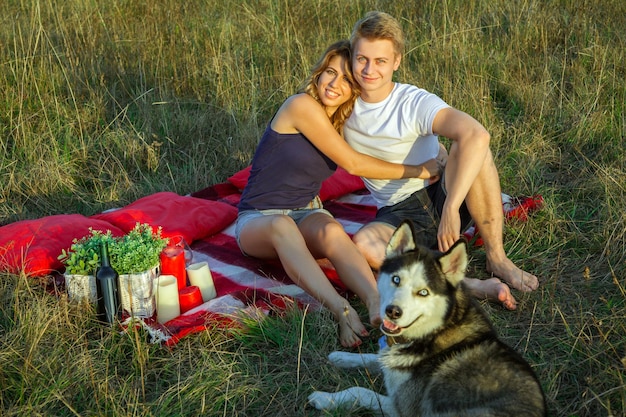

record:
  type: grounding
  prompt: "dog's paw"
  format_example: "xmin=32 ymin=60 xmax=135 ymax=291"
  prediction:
xmin=308 ymin=391 xmax=339 ymax=410
xmin=328 ymin=351 xmax=378 ymax=369
xmin=328 ymin=351 xmax=361 ymax=367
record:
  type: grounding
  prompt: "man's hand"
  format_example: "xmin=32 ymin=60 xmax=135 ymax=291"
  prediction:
xmin=437 ymin=209 xmax=461 ymax=252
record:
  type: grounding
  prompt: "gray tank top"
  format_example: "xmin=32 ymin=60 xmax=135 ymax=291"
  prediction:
xmin=238 ymin=125 xmax=337 ymax=211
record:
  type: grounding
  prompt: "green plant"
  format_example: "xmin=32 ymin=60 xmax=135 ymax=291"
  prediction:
xmin=57 ymin=229 xmax=117 ymax=275
xmin=109 ymin=223 xmax=168 ymax=274
xmin=58 ymin=224 xmax=167 ymax=275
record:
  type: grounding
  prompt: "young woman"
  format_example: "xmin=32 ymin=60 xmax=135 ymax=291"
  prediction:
xmin=235 ymin=40 xmax=440 ymax=347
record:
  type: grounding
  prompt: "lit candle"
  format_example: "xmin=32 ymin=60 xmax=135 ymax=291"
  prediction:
xmin=186 ymin=261 xmax=216 ymax=302
xmin=156 ymin=275 xmax=180 ymax=324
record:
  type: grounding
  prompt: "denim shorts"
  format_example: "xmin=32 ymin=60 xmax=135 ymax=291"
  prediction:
xmin=373 ymin=177 xmax=473 ymax=249
xmin=235 ymin=196 xmax=333 ymax=253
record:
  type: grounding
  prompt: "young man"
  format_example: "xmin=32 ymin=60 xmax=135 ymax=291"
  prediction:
xmin=345 ymin=11 xmax=539 ymax=310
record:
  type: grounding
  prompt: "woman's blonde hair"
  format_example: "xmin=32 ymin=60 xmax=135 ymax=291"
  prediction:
xmin=299 ymin=40 xmax=360 ymax=134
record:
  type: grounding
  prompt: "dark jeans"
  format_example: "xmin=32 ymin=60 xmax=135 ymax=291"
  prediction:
xmin=373 ymin=180 xmax=472 ymax=249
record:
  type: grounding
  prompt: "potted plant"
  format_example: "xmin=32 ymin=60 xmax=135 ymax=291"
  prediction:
xmin=59 ymin=223 xmax=168 ymax=315
xmin=109 ymin=223 xmax=168 ymax=319
xmin=108 ymin=223 xmax=167 ymax=274
xmin=58 ymin=229 xmax=116 ymax=303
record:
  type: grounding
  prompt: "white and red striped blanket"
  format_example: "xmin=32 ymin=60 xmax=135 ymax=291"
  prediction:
xmin=143 ymin=182 xmax=542 ymax=346
xmin=151 ymin=183 xmax=379 ymax=346
xmin=0 ymin=174 xmax=541 ymax=346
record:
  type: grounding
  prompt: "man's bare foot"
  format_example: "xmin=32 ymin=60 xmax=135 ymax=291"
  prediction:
xmin=336 ymin=304 xmax=369 ymax=348
xmin=486 ymin=257 xmax=539 ymax=292
xmin=464 ymin=277 xmax=518 ymax=310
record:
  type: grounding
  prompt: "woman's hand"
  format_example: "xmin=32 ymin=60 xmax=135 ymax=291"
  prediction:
xmin=425 ymin=143 xmax=448 ymax=183
xmin=420 ymin=158 xmax=443 ymax=182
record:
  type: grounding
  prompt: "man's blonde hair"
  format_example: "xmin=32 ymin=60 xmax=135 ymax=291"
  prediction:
xmin=350 ymin=11 xmax=405 ymax=56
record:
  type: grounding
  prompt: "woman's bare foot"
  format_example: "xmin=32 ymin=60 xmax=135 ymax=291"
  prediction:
xmin=365 ymin=297 xmax=381 ymax=328
xmin=464 ymin=277 xmax=518 ymax=310
xmin=486 ymin=258 xmax=539 ymax=292
xmin=335 ymin=304 xmax=369 ymax=348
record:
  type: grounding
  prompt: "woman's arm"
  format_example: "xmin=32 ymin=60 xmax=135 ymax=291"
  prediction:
xmin=273 ymin=94 xmax=438 ymax=180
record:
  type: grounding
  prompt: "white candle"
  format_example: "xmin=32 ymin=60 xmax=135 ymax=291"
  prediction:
xmin=186 ymin=261 xmax=216 ymax=302
xmin=156 ymin=275 xmax=180 ymax=324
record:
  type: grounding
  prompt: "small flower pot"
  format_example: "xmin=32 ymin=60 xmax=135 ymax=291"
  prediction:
xmin=118 ymin=265 xmax=159 ymax=319
xmin=64 ymin=273 xmax=97 ymax=303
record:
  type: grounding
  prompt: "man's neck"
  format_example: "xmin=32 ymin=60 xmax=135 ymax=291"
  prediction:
xmin=360 ymin=82 xmax=395 ymax=104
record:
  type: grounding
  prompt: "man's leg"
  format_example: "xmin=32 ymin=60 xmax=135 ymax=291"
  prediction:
xmin=464 ymin=277 xmax=518 ymax=310
xmin=352 ymin=217 xmax=518 ymax=310
xmin=462 ymin=148 xmax=539 ymax=292
xmin=352 ymin=222 xmax=395 ymax=271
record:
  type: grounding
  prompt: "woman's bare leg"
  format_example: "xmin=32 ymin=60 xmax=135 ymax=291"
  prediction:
xmin=238 ymin=214 xmax=367 ymax=347
xmin=299 ymin=214 xmax=381 ymax=328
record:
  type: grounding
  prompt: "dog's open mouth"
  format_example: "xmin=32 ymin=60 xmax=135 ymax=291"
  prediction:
xmin=381 ymin=319 xmax=403 ymax=335
xmin=381 ymin=315 xmax=423 ymax=336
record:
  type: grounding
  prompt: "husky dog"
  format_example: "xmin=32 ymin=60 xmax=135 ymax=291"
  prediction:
xmin=309 ymin=220 xmax=546 ymax=417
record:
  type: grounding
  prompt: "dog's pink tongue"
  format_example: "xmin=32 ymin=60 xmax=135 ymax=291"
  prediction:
xmin=382 ymin=319 xmax=400 ymax=332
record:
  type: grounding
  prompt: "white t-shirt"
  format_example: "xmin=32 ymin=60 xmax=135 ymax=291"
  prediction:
xmin=344 ymin=83 xmax=450 ymax=207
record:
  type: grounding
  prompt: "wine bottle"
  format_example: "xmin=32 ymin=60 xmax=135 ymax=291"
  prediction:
xmin=96 ymin=241 xmax=121 ymax=325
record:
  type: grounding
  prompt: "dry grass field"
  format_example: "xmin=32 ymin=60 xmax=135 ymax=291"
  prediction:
xmin=1 ymin=1 xmax=624 ymax=416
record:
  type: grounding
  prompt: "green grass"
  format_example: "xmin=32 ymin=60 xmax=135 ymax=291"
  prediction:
xmin=1 ymin=0 xmax=625 ymax=416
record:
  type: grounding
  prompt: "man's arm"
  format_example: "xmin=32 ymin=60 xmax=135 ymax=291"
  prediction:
xmin=432 ymin=107 xmax=490 ymax=251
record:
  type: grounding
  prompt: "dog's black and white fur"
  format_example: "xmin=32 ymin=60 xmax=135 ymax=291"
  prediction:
xmin=309 ymin=220 xmax=547 ymax=417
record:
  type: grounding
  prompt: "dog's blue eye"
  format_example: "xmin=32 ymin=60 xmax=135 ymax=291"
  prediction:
xmin=417 ymin=289 xmax=429 ymax=297
xmin=391 ymin=275 xmax=401 ymax=285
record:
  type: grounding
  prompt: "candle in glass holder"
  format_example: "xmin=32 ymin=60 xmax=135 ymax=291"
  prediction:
xmin=160 ymin=236 xmax=187 ymax=290
xmin=156 ymin=275 xmax=180 ymax=324
xmin=186 ymin=261 xmax=216 ymax=302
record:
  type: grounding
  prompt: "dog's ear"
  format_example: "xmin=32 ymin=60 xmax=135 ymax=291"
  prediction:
xmin=438 ymin=238 xmax=468 ymax=286
xmin=386 ymin=220 xmax=416 ymax=258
